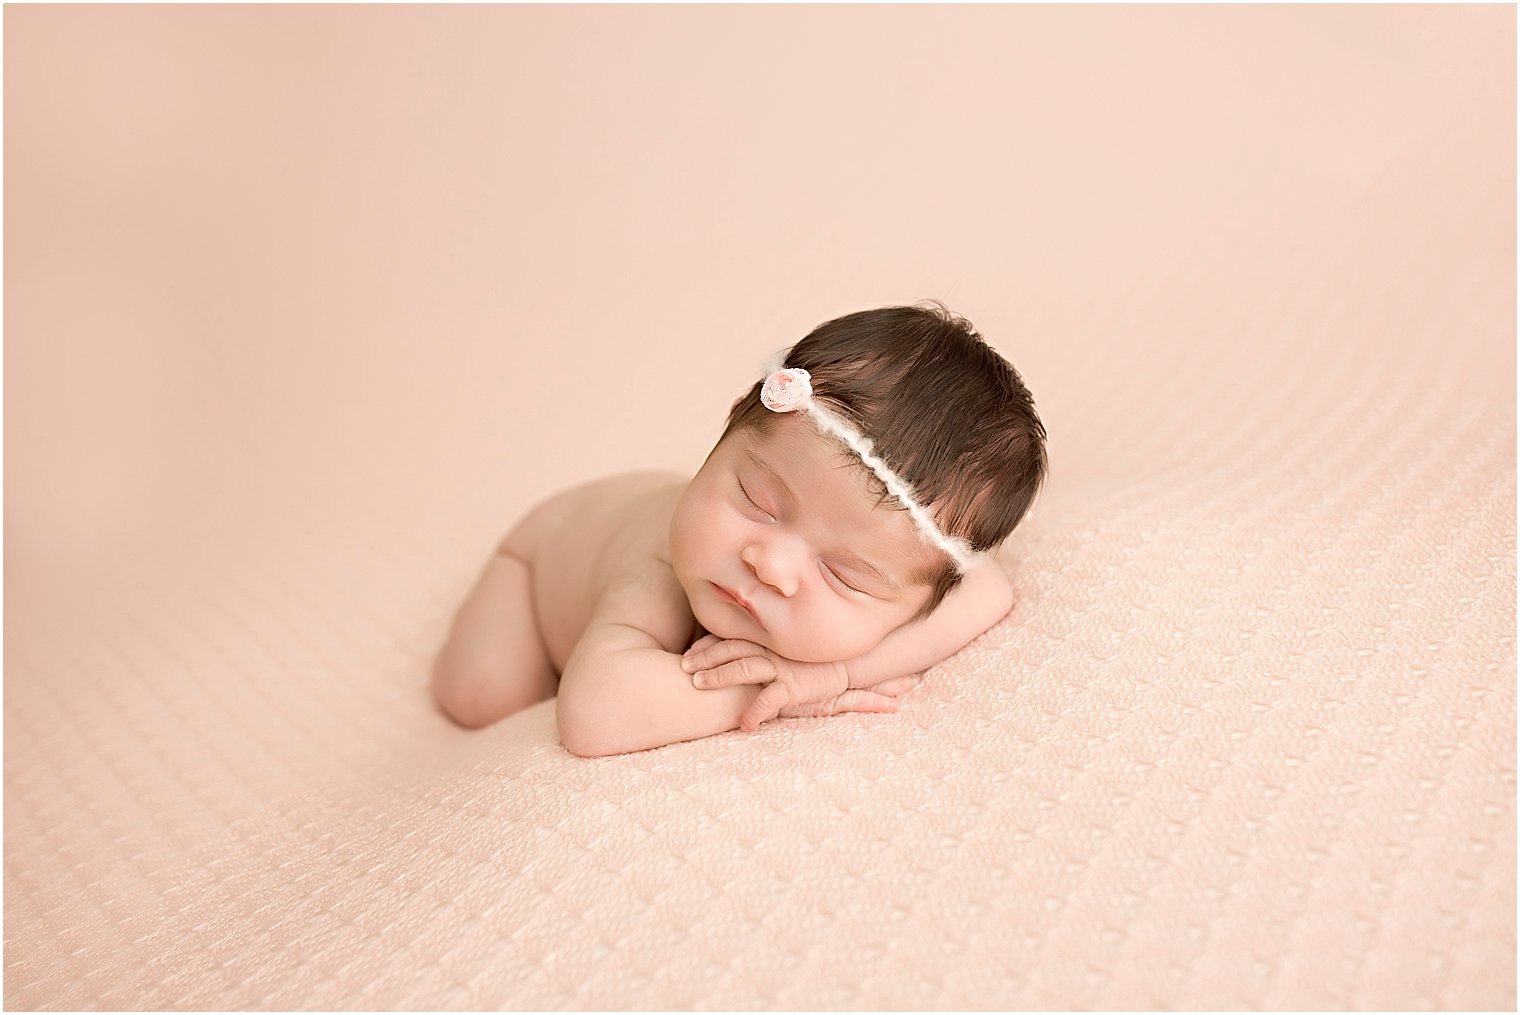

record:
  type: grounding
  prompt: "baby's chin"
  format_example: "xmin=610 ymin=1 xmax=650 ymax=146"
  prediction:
xmin=690 ymin=607 xmax=810 ymax=660
xmin=690 ymin=602 xmax=763 ymax=646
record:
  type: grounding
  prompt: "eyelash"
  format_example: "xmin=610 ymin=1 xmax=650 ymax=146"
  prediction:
xmin=736 ymin=477 xmax=775 ymax=520
xmin=822 ymin=563 xmax=865 ymax=595
xmin=736 ymin=476 xmax=867 ymax=597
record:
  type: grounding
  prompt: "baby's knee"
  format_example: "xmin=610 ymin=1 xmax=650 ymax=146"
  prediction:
xmin=431 ymin=650 xmax=510 ymax=728
xmin=496 ymin=496 xmax=559 ymax=561
xmin=431 ymin=646 xmax=554 ymax=729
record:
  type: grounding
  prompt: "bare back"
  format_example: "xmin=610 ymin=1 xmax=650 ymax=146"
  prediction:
xmin=504 ymin=471 xmax=691 ymax=673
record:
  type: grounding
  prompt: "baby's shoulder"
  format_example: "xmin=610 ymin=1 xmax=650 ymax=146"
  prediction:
xmin=543 ymin=471 xmax=695 ymax=653
xmin=505 ymin=470 xmax=685 ymax=560
xmin=507 ymin=471 xmax=690 ymax=672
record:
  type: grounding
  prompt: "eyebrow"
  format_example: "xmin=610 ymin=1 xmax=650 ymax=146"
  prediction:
xmin=744 ymin=449 xmax=903 ymax=595
xmin=744 ymin=450 xmax=795 ymax=506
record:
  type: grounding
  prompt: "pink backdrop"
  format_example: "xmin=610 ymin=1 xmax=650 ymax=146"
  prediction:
xmin=6 ymin=6 xmax=1514 ymax=1009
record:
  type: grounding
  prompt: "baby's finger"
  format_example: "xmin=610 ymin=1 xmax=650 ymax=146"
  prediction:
xmin=693 ymin=654 xmax=776 ymax=689
xmin=740 ymin=682 xmax=792 ymax=732
xmin=866 ymin=674 xmax=923 ymax=698
xmin=830 ymin=690 xmax=900 ymax=715
xmin=683 ymin=634 xmax=721 ymax=659
xmin=682 ymin=638 xmax=764 ymax=676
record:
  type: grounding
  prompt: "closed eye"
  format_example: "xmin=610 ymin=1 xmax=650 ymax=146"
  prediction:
xmin=822 ymin=562 xmax=867 ymax=597
xmin=736 ymin=477 xmax=775 ymax=520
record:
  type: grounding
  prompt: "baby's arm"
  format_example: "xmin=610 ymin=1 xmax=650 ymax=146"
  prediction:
xmin=555 ymin=556 xmax=763 ymax=757
xmin=839 ymin=554 xmax=1015 ymax=688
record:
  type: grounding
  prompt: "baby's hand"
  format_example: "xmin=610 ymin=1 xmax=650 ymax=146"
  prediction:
xmin=774 ymin=673 xmax=922 ymax=722
xmin=681 ymin=636 xmax=919 ymax=731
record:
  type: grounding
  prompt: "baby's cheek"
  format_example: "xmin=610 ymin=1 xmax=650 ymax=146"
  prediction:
xmin=785 ymin=613 xmax=886 ymax=663
xmin=693 ymin=604 xmax=749 ymax=643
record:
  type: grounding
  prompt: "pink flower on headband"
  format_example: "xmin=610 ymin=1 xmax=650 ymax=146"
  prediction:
xmin=761 ymin=368 xmax=812 ymax=412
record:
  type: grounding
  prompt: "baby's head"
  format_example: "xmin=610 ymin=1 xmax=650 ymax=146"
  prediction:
xmin=670 ymin=301 xmax=1047 ymax=663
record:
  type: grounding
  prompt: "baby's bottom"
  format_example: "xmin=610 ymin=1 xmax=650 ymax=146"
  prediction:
xmin=430 ymin=535 xmax=558 ymax=729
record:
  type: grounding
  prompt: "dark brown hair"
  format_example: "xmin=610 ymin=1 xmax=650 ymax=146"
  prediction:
xmin=720 ymin=301 xmax=1048 ymax=616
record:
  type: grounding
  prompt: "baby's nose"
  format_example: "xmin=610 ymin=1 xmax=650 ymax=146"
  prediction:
xmin=741 ymin=542 xmax=799 ymax=598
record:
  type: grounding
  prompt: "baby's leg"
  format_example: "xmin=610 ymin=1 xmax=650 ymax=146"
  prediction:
xmin=431 ymin=542 xmax=557 ymax=729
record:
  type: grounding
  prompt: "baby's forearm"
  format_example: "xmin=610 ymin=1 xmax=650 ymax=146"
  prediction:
xmin=842 ymin=560 xmax=1014 ymax=688
xmin=557 ymin=631 xmax=762 ymax=757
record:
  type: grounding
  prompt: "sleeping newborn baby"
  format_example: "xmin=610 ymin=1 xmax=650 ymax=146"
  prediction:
xmin=431 ymin=302 xmax=1048 ymax=756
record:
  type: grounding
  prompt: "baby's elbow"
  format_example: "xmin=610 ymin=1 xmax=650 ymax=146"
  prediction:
xmin=556 ymin=696 xmax=597 ymax=757
xmin=556 ymin=693 xmax=620 ymax=758
xmin=992 ymin=573 xmax=1015 ymax=621
xmin=978 ymin=561 xmax=1015 ymax=623
xmin=559 ymin=726 xmax=608 ymax=759
xmin=561 ymin=733 xmax=605 ymax=759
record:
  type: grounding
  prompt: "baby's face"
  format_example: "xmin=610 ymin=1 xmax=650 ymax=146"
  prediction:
xmin=670 ymin=413 xmax=941 ymax=663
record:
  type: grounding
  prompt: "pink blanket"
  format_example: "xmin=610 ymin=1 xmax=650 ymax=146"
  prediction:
xmin=6 ymin=6 xmax=1513 ymax=1009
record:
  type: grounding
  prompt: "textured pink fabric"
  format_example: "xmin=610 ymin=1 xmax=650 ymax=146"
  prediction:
xmin=5 ymin=6 xmax=1514 ymax=1010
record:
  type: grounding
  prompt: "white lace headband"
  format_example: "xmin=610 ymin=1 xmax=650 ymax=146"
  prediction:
xmin=758 ymin=354 xmax=978 ymax=574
